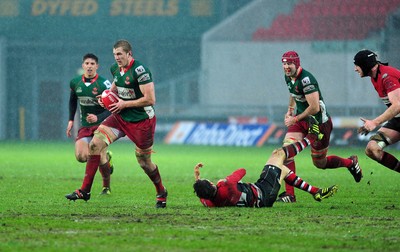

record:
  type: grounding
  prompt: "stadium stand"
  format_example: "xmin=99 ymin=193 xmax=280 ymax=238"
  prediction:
xmin=253 ymin=0 xmax=400 ymax=41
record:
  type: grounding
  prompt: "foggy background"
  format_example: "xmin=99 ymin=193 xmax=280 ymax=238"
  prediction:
xmin=0 ymin=0 xmax=399 ymax=141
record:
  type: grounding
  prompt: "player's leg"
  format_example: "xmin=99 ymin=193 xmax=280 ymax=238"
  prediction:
xmin=74 ymin=126 xmax=96 ymax=163
xmin=128 ymin=117 xmax=167 ymax=208
xmin=311 ymin=118 xmax=362 ymax=182
xmin=135 ymin=146 xmax=167 ymax=208
xmin=98 ymin=146 xmax=112 ymax=195
xmin=256 ymin=160 xmax=282 ymax=207
xmin=278 ymin=133 xmax=303 ymax=203
xmin=282 ymin=115 xmax=324 ymax=159
xmin=65 ymin=124 xmax=118 ymax=201
xmin=75 ymin=138 xmax=89 ymax=163
xmin=279 ymin=162 xmax=338 ymax=202
xmin=366 ymin=127 xmax=400 ymax=173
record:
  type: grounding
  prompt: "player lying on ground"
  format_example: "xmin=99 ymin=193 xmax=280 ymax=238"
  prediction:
xmin=193 ymin=116 xmax=338 ymax=208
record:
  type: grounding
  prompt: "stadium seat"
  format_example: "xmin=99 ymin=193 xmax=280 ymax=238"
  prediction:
xmin=253 ymin=0 xmax=400 ymax=41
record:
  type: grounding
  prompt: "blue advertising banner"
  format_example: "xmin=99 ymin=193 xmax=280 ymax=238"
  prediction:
xmin=165 ymin=121 xmax=276 ymax=147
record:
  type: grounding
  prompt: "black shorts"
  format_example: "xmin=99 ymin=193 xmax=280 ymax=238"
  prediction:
xmin=382 ymin=117 xmax=400 ymax=133
xmin=255 ymin=164 xmax=281 ymax=207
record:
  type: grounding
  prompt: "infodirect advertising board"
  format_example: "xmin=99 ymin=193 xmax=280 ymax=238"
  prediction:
xmin=164 ymin=121 xmax=277 ymax=147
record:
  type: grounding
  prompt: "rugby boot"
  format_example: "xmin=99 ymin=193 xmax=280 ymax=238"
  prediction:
xmin=313 ymin=185 xmax=338 ymax=202
xmin=348 ymin=155 xmax=363 ymax=183
xmin=65 ymin=189 xmax=91 ymax=201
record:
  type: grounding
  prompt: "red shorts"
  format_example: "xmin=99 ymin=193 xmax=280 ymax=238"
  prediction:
xmin=75 ymin=125 xmax=99 ymax=141
xmin=102 ymin=114 xmax=156 ymax=149
xmin=287 ymin=117 xmax=333 ymax=150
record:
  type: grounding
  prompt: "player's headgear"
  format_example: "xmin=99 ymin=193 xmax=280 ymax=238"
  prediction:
xmin=282 ymin=51 xmax=300 ymax=68
xmin=353 ymin=50 xmax=378 ymax=76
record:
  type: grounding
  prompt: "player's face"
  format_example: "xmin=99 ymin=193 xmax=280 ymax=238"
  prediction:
xmin=283 ymin=62 xmax=297 ymax=77
xmin=113 ymin=47 xmax=131 ymax=68
xmin=354 ymin=65 xmax=364 ymax=77
xmin=82 ymin=58 xmax=98 ymax=78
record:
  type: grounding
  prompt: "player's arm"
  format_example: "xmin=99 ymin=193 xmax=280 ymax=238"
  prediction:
xmin=200 ymin=198 xmax=215 ymax=207
xmin=194 ymin=163 xmax=203 ymax=181
xmin=286 ymin=96 xmax=296 ymax=117
xmin=377 ymin=88 xmax=400 ymax=123
xmin=225 ymin=168 xmax=246 ymax=183
xmin=298 ymin=91 xmax=320 ymax=121
xmin=66 ymin=90 xmax=78 ymax=137
xmin=95 ymin=109 xmax=111 ymax=123
xmin=109 ymin=82 xmax=155 ymax=113
xmin=361 ymin=88 xmax=400 ymax=132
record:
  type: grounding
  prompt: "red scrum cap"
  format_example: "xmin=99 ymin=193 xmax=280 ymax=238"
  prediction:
xmin=282 ymin=51 xmax=300 ymax=68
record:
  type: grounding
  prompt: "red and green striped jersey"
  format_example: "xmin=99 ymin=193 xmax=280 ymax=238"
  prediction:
xmin=110 ymin=59 xmax=155 ymax=122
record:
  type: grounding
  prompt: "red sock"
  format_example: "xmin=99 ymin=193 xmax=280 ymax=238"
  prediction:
xmin=145 ymin=165 xmax=165 ymax=194
xmin=81 ymin=155 xmax=100 ymax=193
xmin=99 ymin=162 xmax=111 ymax=188
xmin=284 ymin=161 xmax=296 ymax=196
xmin=325 ymin=155 xmax=352 ymax=169
xmin=285 ymin=171 xmax=319 ymax=194
xmin=380 ymin=152 xmax=400 ymax=172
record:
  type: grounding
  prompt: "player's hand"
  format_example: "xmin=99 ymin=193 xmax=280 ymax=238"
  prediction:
xmin=194 ymin=163 xmax=203 ymax=181
xmin=108 ymin=99 xmax=126 ymax=114
xmin=360 ymin=117 xmax=378 ymax=133
xmin=66 ymin=121 xmax=73 ymax=137
xmin=357 ymin=126 xmax=369 ymax=136
xmin=284 ymin=115 xmax=297 ymax=127
xmin=86 ymin=114 xmax=98 ymax=124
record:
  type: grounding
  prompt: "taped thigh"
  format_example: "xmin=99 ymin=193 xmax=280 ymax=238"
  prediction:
xmin=94 ymin=128 xmax=115 ymax=145
xmin=369 ymin=131 xmax=391 ymax=149
xmin=135 ymin=147 xmax=154 ymax=159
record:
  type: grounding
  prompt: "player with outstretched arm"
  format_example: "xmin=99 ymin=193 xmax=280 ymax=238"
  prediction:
xmin=354 ymin=49 xmax=400 ymax=173
xmin=193 ymin=116 xmax=338 ymax=208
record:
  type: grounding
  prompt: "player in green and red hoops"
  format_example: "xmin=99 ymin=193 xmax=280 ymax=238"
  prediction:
xmin=65 ymin=53 xmax=114 ymax=196
xmin=65 ymin=40 xmax=167 ymax=208
xmin=277 ymin=51 xmax=362 ymax=203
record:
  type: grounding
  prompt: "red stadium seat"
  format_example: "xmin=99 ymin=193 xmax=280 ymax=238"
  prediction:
xmin=252 ymin=0 xmax=400 ymax=41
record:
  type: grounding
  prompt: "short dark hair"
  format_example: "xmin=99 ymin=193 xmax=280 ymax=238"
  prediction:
xmin=82 ymin=53 xmax=98 ymax=64
xmin=193 ymin=179 xmax=217 ymax=199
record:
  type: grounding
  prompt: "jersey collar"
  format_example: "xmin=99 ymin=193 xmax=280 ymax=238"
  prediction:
xmin=82 ymin=74 xmax=99 ymax=84
xmin=121 ymin=59 xmax=135 ymax=73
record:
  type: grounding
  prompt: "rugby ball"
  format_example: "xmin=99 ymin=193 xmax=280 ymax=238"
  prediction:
xmin=101 ymin=90 xmax=119 ymax=110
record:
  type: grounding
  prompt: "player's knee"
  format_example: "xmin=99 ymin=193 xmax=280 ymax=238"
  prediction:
xmin=135 ymin=147 xmax=153 ymax=170
xmin=76 ymin=154 xmax=87 ymax=163
xmin=365 ymin=142 xmax=381 ymax=160
xmin=311 ymin=152 xmax=327 ymax=169
xmin=311 ymin=153 xmax=326 ymax=169
xmin=88 ymin=137 xmax=106 ymax=154
xmin=312 ymin=159 xmax=326 ymax=169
